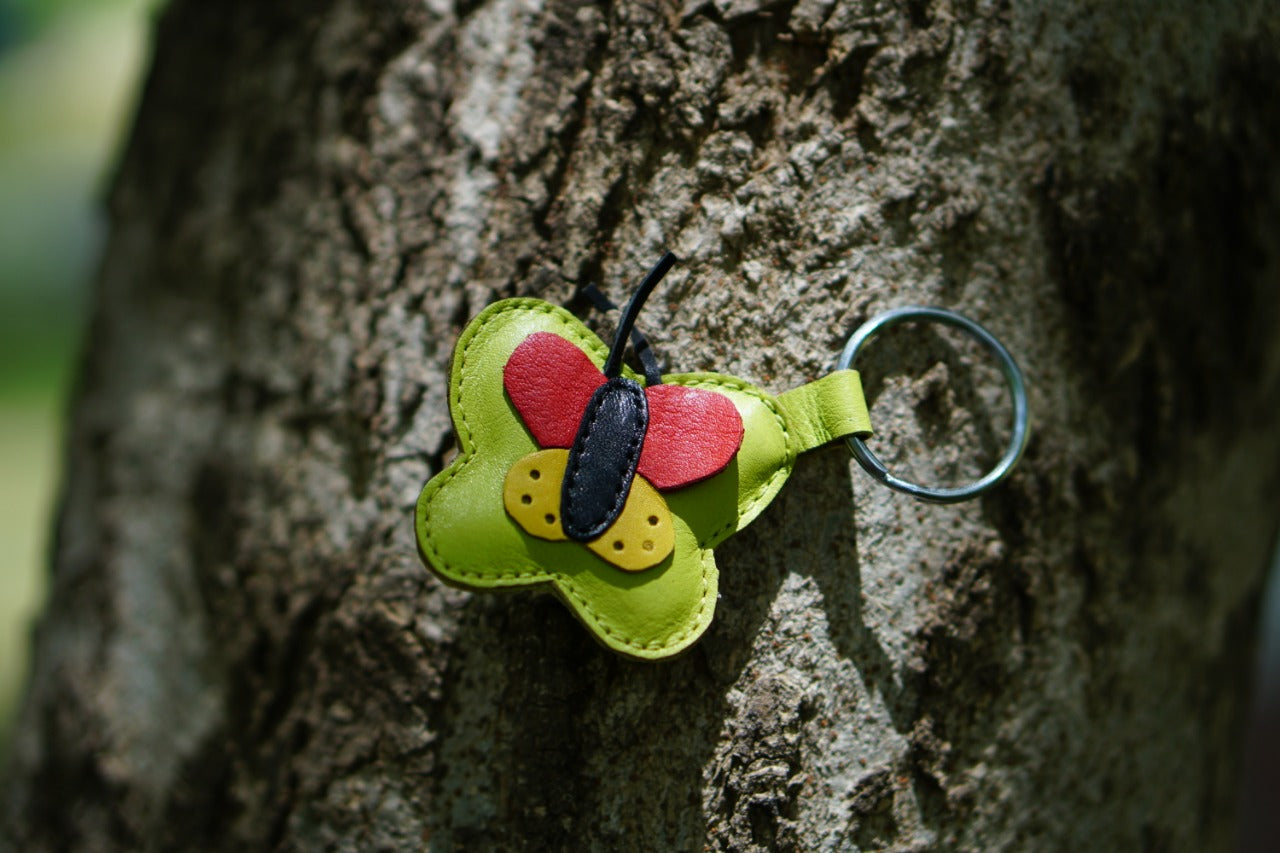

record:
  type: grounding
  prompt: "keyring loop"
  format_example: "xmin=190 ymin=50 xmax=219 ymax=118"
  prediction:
xmin=837 ymin=306 xmax=1029 ymax=504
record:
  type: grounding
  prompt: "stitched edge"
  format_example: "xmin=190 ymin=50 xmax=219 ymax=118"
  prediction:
xmin=417 ymin=301 xmax=792 ymax=654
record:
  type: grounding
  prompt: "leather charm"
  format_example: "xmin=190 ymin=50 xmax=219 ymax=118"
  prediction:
xmin=415 ymin=255 xmax=873 ymax=659
xmin=415 ymin=255 xmax=1029 ymax=658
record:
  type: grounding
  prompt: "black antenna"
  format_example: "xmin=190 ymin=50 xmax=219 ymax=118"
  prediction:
xmin=579 ymin=283 xmax=664 ymax=385
xmin=603 ymin=251 xmax=677 ymax=379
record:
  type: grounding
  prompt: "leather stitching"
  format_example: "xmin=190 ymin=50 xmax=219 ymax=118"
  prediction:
xmin=420 ymin=299 xmax=789 ymax=653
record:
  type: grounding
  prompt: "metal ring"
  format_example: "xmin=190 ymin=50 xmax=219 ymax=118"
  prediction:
xmin=836 ymin=306 xmax=1029 ymax=504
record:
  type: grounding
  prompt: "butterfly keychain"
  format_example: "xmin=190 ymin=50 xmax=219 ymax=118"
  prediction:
xmin=414 ymin=253 xmax=1028 ymax=659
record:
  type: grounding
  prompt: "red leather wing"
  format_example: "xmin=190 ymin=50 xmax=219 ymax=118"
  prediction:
xmin=503 ymin=332 xmax=604 ymax=448
xmin=638 ymin=384 xmax=744 ymax=490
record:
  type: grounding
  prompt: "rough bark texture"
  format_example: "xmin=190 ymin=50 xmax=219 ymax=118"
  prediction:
xmin=4 ymin=0 xmax=1280 ymax=850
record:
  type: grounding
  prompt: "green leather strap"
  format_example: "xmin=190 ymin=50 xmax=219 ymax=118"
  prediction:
xmin=775 ymin=370 xmax=873 ymax=454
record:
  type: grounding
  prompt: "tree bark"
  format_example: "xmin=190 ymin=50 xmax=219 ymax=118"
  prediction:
xmin=5 ymin=0 xmax=1280 ymax=849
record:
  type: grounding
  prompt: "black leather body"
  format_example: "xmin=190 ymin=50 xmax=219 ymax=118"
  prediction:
xmin=561 ymin=377 xmax=649 ymax=541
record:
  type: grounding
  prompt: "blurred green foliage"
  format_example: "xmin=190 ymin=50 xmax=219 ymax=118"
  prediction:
xmin=9 ymin=0 xmax=149 ymax=31
xmin=0 ymin=0 xmax=160 ymax=733
xmin=0 ymin=0 xmax=163 ymax=396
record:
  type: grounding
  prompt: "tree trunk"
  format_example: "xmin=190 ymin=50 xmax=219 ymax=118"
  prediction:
xmin=4 ymin=0 xmax=1280 ymax=849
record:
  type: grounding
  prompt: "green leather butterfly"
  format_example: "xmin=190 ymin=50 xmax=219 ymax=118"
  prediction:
xmin=415 ymin=256 xmax=872 ymax=659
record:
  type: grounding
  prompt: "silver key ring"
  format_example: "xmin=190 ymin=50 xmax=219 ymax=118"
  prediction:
xmin=837 ymin=306 xmax=1029 ymax=504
